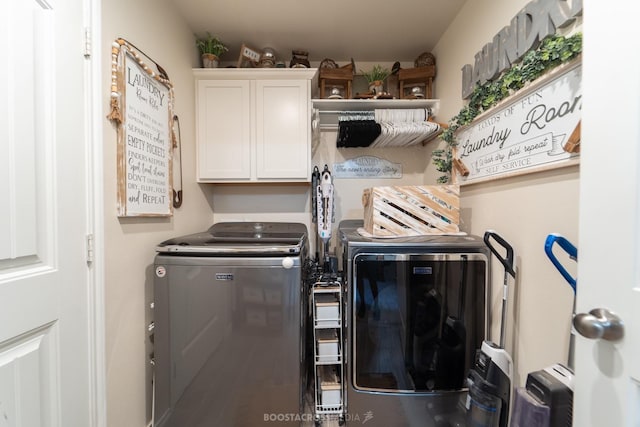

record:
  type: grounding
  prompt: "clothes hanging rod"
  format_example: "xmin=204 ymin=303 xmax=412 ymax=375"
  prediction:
xmin=312 ymin=99 xmax=440 ymax=117
xmin=318 ymin=124 xmax=339 ymax=130
xmin=317 ymin=110 xmax=373 ymax=114
xmin=316 ymin=108 xmax=433 ymax=116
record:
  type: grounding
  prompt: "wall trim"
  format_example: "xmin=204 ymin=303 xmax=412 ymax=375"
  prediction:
xmin=84 ymin=0 xmax=107 ymax=425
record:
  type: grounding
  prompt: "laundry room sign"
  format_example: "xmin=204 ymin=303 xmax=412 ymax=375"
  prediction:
xmin=109 ymin=39 xmax=174 ymax=216
xmin=454 ymin=59 xmax=581 ymax=185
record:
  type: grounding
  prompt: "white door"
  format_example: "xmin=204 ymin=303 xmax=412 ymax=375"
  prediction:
xmin=0 ymin=1 xmax=100 ymax=426
xmin=574 ymin=1 xmax=640 ymax=425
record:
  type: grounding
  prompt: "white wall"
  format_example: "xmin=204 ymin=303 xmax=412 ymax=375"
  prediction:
xmin=101 ymin=1 xmax=213 ymax=425
xmin=211 ymin=143 xmax=435 ymax=255
xmin=432 ymin=0 xmax=582 ymax=387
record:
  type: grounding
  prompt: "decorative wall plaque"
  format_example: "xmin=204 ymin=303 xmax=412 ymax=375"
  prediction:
xmin=333 ymin=156 xmax=402 ymax=179
xmin=454 ymin=60 xmax=581 ymax=185
xmin=108 ymin=39 xmax=174 ymax=217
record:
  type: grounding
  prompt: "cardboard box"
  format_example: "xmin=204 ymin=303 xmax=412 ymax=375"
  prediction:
xmin=317 ymin=329 xmax=340 ymax=363
xmin=314 ymin=294 xmax=340 ymax=327
xmin=320 ymin=382 xmax=342 ymax=406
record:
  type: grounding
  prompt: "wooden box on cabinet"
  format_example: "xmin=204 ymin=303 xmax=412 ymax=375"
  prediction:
xmin=319 ymin=67 xmax=353 ymax=99
xmin=194 ymin=68 xmax=317 ymax=183
xmin=398 ymin=66 xmax=436 ymax=99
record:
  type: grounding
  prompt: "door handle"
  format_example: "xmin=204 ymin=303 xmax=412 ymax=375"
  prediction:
xmin=573 ymin=308 xmax=624 ymax=341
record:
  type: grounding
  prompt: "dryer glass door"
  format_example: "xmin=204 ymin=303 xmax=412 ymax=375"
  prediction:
xmin=352 ymin=253 xmax=487 ymax=393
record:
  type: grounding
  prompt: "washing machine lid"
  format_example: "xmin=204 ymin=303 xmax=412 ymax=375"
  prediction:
xmin=156 ymin=222 xmax=307 ymax=255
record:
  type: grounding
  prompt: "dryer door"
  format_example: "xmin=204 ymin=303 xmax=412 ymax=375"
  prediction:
xmin=352 ymin=253 xmax=488 ymax=393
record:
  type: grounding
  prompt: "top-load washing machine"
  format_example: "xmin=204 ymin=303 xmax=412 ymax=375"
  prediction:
xmin=338 ymin=220 xmax=491 ymax=427
xmin=153 ymin=222 xmax=309 ymax=427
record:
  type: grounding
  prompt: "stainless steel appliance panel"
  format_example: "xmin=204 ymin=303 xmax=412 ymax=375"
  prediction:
xmin=339 ymin=220 xmax=490 ymax=426
xmin=154 ymin=223 xmax=307 ymax=427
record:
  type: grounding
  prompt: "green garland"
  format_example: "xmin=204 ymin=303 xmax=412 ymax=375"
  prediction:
xmin=432 ymin=33 xmax=583 ymax=183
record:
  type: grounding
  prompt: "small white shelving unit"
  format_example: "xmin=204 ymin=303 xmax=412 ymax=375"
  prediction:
xmin=311 ymin=277 xmax=345 ymax=425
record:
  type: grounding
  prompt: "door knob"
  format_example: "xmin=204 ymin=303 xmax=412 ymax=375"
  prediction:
xmin=573 ymin=308 xmax=624 ymax=341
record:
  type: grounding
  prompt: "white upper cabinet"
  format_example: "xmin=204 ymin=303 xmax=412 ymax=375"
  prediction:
xmin=197 ymin=79 xmax=252 ymax=179
xmin=195 ymin=68 xmax=317 ymax=182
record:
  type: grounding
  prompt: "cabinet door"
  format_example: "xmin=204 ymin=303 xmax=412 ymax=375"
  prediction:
xmin=197 ymin=80 xmax=252 ymax=180
xmin=255 ymin=79 xmax=310 ymax=180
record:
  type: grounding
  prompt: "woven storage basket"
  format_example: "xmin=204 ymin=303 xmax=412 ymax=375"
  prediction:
xmin=362 ymin=185 xmax=459 ymax=237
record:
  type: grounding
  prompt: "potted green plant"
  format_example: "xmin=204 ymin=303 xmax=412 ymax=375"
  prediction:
xmin=361 ymin=65 xmax=390 ymax=95
xmin=196 ymin=32 xmax=228 ymax=68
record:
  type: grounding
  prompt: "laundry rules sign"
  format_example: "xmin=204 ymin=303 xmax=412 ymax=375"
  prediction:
xmin=455 ymin=60 xmax=581 ymax=185
xmin=116 ymin=50 xmax=173 ymax=216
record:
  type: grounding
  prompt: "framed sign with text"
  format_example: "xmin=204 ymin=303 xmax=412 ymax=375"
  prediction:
xmin=454 ymin=59 xmax=581 ymax=185
xmin=237 ymin=43 xmax=261 ymax=68
xmin=333 ymin=156 xmax=402 ymax=179
xmin=108 ymin=39 xmax=174 ymax=216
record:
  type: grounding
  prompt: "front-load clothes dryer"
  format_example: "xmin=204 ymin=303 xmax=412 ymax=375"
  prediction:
xmin=153 ymin=222 xmax=308 ymax=427
xmin=339 ymin=220 xmax=490 ymax=426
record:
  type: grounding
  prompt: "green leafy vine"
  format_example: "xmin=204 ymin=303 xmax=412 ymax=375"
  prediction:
xmin=433 ymin=33 xmax=583 ymax=183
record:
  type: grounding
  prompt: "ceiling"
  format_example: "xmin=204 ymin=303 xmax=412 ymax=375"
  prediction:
xmin=169 ymin=0 xmax=468 ymax=66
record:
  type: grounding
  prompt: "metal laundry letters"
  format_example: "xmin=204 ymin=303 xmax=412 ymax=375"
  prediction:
xmin=461 ymin=0 xmax=583 ymax=99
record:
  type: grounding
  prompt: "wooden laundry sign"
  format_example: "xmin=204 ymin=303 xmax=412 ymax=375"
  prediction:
xmin=109 ymin=40 xmax=174 ymax=217
xmin=454 ymin=59 xmax=581 ymax=185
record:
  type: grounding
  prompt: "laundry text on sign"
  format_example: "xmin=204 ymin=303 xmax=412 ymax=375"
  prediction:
xmin=455 ymin=62 xmax=581 ymax=184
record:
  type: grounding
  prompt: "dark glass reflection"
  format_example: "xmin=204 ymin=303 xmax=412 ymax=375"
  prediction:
xmin=354 ymin=255 xmax=486 ymax=392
